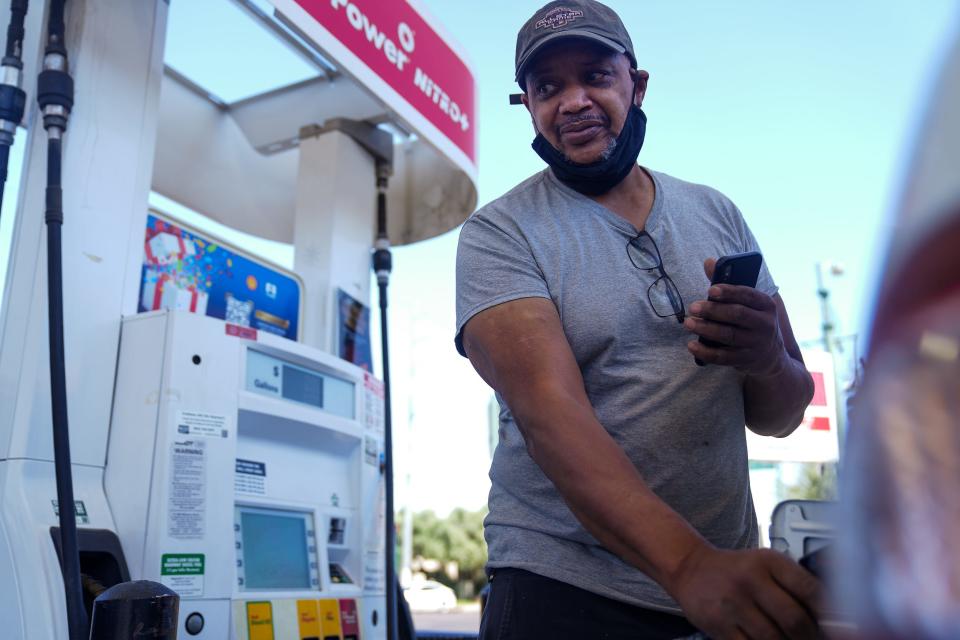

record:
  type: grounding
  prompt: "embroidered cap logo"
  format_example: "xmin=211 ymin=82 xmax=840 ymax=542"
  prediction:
xmin=535 ymin=7 xmax=584 ymax=30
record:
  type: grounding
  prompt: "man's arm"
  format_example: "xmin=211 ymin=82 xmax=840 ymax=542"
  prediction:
xmin=463 ymin=296 xmax=820 ymax=640
xmin=462 ymin=297 xmax=707 ymax=587
xmin=685 ymin=259 xmax=815 ymax=437
xmin=743 ymin=295 xmax=814 ymax=435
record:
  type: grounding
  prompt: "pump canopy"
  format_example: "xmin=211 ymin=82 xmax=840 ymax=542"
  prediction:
xmin=152 ymin=0 xmax=479 ymax=247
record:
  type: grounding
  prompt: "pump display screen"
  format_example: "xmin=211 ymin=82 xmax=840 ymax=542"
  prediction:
xmin=246 ymin=350 xmax=355 ymax=419
xmin=235 ymin=506 xmax=320 ymax=591
xmin=282 ymin=364 xmax=323 ymax=407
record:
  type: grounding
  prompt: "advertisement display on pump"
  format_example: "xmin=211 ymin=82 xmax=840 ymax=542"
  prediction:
xmin=0 ymin=0 xmax=477 ymax=638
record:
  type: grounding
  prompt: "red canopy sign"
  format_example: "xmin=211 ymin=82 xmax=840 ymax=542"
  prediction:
xmin=274 ymin=0 xmax=476 ymax=169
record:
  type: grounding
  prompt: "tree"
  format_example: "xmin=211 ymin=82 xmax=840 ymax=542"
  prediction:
xmin=399 ymin=507 xmax=489 ymax=598
xmin=785 ymin=462 xmax=838 ymax=501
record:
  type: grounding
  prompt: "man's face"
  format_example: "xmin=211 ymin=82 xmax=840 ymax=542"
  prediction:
xmin=522 ymin=40 xmax=647 ymax=165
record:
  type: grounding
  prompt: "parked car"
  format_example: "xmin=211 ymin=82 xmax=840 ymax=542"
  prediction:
xmin=403 ymin=579 xmax=457 ymax=612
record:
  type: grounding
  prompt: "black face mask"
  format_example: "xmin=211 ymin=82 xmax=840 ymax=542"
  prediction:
xmin=532 ymin=104 xmax=647 ymax=196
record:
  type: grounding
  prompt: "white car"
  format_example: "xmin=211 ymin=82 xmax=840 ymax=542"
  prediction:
xmin=403 ymin=579 xmax=457 ymax=612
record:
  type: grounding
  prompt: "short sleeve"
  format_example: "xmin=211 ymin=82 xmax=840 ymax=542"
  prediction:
xmin=454 ymin=213 xmax=552 ymax=357
xmin=728 ymin=203 xmax=778 ymax=298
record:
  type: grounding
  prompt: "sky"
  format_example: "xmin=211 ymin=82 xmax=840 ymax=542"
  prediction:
xmin=380 ymin=0 xmax=960 ymax=515
xmin=1 ymin=0 xmax=958 ymax=517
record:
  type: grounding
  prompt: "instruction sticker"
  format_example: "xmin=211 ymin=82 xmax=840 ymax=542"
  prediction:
xmin=51 ymin=500 xmax=90 ymax=525
xmin=364 ymin=436 xmax=379 ymax=466
xmin=169 ymin=440 xmax=206 ymax=539
xmin=363 ymin=372 xmax=385 ymax=435
xmin=161 ymin=553 xmax=205 ymax=597
xmin=176 ymin=410 xmax=228 ymax=438
xmin=363 ymin=550 xmax=386 ymax=592
xmin=235 ymin=458 xmax=267 ymax=495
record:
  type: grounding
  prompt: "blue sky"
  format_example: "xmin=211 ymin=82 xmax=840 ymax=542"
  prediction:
xmin=381 ymin=0 xmax=960 ymax=513
xmin=1 ymin=0 xmax=957 ymax=515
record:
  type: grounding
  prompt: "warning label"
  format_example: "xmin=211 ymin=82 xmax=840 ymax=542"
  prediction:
xmin=161 ymin=553 xmax=205 ymax=597
xmin=169 ymin=440 xmax=206 ymax=539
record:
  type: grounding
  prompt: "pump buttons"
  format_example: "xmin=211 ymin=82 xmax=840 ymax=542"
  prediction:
xmin=185 ymin=612 xmax=204 ymax=635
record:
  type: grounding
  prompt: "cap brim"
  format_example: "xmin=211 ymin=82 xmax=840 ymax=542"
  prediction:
xmin=515 ymin=30 xmax=627 ymax=84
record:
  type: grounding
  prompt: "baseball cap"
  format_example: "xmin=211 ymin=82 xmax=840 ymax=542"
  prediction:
xmin=514 ymin=1 xmax=637 ymax=89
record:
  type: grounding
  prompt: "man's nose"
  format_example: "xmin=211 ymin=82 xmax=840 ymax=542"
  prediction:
xmin=558 ymin=85 xmax=592 ymax=114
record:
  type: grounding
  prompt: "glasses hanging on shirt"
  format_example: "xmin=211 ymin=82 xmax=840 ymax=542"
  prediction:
xmin=626 ymin=230 xmax=686 ymax=323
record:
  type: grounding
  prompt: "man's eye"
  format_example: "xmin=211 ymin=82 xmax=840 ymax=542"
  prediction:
xmin=536 ymin=83 xmax=555 ymax=96
xmin=588 ymin=71 xmax=610 ymax=83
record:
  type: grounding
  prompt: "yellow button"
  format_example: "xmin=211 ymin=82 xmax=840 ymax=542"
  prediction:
xmin=297 ymin=599 xmax=321 ymax=639
xmin=318 ymin=599 xmax=343 ymax=639
xmin=246 ymin=601 xmax=275 ymax=640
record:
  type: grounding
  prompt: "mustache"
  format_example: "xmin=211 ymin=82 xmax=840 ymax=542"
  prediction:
xmin=556 ymin=113 xmax=610 ymax=135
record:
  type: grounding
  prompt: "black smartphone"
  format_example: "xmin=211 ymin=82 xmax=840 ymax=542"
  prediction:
xmin=695 ymin=251 xmax=763 ymax=366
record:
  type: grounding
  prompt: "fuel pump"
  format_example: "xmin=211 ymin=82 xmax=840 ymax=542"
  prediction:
xmin=0 ymin=2 xmax=478 ymax=638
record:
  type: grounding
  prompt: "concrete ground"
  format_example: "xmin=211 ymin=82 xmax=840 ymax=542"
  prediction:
xmin=413 ymin=602 xmax=481 ymax=635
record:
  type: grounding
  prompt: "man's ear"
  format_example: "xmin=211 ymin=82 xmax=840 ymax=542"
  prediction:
xmin=520 ymin=93 xmax=541 ymax=134
xmin=631 ymin=69 xmax=650 ymax=107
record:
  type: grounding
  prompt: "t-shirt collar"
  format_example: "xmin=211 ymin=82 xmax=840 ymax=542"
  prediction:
xmin=543 ymin=165 xmax=664 ymax=235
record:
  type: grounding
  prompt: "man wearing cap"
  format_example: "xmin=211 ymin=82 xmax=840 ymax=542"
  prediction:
xmin=455 ymin=1 xmax=820 ymax=639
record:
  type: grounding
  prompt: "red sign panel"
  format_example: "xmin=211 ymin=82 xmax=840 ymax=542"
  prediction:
xmin=809 ymin=371 xmax=827 ymax=406
xmin=226 ymin=323 xmax=258 ymax=340
xmin=808 ymin=416 xmax=831 ymax=431
xmin=293 ymin=0 xmax=476 ymax=163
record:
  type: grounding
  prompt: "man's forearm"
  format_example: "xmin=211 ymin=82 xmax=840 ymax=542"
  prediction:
xmin=744 ymin=350 xmax=814 ymax=437
xmin=511 ymin=381 xmax=710 ymax=593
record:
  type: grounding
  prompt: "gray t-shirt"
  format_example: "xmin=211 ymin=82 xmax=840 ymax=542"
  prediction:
xmin=455 ymin=167 xmax=777 ymax=613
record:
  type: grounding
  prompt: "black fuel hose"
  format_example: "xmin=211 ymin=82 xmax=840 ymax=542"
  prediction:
xmin=373 ymin=166 xmax=398 ymax=640
xmin=0 ymin=0 xmax=28 ymax=223
xmin=38 ymin=0 xmax=85 ymax=638
xmin=4 ymin=0 xmax=27 ymax=59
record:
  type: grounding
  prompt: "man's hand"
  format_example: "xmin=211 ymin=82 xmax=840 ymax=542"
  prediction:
xmin=669 ymin=545 xmax=822 ymax=639
xmin=685 ymin=258 xmax=788 ymax=377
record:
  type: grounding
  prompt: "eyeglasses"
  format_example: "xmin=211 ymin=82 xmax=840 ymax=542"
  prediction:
xmin=626 ymin=230 xmax=686 ymax=323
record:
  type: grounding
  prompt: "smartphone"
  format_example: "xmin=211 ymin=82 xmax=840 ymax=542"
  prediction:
xmin=695 ymin=251 xmax=763 ymax=366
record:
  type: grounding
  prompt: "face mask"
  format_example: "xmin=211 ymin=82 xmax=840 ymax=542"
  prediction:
xmin=532 ymin=104 xmax=647 ymax=196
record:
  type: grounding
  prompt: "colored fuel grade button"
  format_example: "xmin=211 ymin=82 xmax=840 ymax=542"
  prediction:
xmin=318 ymin=598 xmax=343 ymax=639
xmin=339 ymin=599 xmax=360 ymax=640
xmin=247 ymin=601 xmax=275 ymax=640
xmin=297 ymin=599 xmax=322 ymax=640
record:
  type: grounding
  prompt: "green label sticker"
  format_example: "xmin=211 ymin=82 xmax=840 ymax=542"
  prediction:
xmin=160 ymin=553 xmax=205 ymax=597
xmin=161 ymin=553 xmax=205 ymax=576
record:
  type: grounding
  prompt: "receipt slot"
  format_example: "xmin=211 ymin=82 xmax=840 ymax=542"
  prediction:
xmin=105 ymin=310 xmax=386 ymax=639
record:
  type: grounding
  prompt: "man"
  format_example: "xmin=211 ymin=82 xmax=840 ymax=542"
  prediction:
xmin=455 ymin=2 xmax=821 ymax=639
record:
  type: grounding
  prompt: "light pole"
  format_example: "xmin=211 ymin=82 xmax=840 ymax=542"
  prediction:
xmin=815 ymin=261 xmax=848 ymax=457
xmin=816 ymin=261 xmax=844 ymax=355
